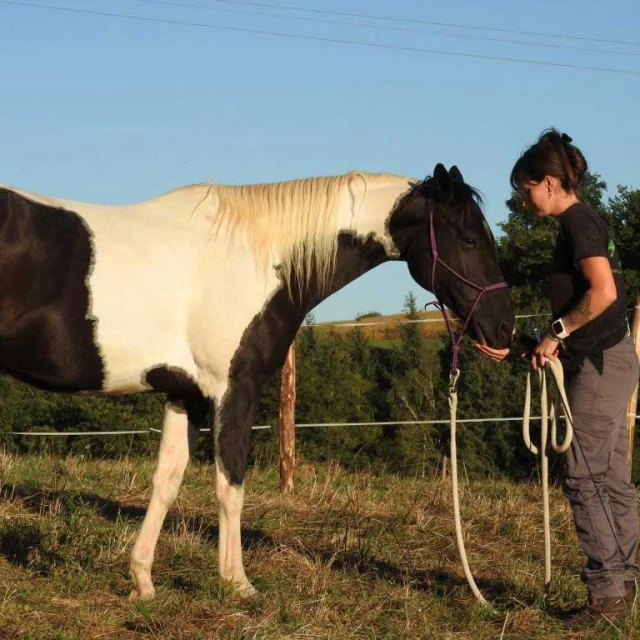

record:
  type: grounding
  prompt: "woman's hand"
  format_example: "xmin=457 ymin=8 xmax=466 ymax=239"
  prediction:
xmin=473 ymin=343 xmax=510 ymax=363
xmin=532 ymin=335 xmax=560 ymax=370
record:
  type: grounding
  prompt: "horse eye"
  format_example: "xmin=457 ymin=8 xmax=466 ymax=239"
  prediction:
xmin=462 ymin=237 xmax=476 ymax=248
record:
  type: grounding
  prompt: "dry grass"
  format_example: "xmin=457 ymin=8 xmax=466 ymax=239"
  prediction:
xmin=314 ymin=310 xmax=448 ymax=341
xmin=0 ymin=452 xmax=638 ymax=639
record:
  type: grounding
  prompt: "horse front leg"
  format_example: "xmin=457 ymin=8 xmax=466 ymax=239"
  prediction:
xmin=215 ymin=461 xmax=255 ymax=596
xmin=214 ymin=374 xmax=260 ymax=597
xmin=129 ymin=400 xmax=196 ymax=600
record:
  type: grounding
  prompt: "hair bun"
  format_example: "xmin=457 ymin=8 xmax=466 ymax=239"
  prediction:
xmin=510 ymin=127 xmax=587 ymax=193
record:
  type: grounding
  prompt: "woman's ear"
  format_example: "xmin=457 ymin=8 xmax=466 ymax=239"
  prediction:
xmin=544 ymin=174 xmax=558 ymax=196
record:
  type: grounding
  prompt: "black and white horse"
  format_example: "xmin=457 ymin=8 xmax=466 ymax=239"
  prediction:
xmin=0 ymin=163 xmax=514 ymax=599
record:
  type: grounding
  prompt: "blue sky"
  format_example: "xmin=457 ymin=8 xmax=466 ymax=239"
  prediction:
xmin=1 ymin=0 xmax=639 ymax=322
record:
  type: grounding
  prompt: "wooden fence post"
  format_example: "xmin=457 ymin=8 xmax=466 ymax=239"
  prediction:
xmin=627 ymin=297 xmax=640 ymax=470
xmin=279 ymin=342 xmax=296 ymax=493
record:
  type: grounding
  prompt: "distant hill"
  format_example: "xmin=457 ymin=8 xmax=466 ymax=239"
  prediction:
xmin=313 ymin=309 xmax=449 ymax=341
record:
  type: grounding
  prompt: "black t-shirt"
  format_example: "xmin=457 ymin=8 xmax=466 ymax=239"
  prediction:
xmin=549 ymin=202 xmax=627 ymax=376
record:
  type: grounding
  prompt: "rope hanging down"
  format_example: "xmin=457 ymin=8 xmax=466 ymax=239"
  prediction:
xmin=448 ymin=370 xmax=489 ymax=606
xmin=522 ymin=358 xmax=573 ymax=593
xmin=449 ymin=357 xmax=573 ymax=606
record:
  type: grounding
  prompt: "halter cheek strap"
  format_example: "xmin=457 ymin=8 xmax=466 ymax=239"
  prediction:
xmin=425 ymin=205 xmax=509 ymax=377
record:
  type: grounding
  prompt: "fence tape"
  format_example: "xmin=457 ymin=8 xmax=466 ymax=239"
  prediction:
xmin=302 ymin=312 xmax=552 ymax=329
xmin=5 ymin=415 xmax=639 ymax=437
xmin=305 ymin=305 xmax=638 ymax=329
xmin=7 ymin=430 xmax=151 ymax=436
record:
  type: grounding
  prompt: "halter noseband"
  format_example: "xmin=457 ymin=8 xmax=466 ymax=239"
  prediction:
xmin=425 ymin=202 xmax=508 ymax=379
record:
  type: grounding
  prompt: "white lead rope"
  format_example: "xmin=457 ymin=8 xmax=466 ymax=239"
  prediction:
xmin=450 ymin=358 xmax=573 ymax=606
xmin=522 ymin=358 xmax=573 ymax=592
xmin=449 ymin=374 xmax=490 ymax=606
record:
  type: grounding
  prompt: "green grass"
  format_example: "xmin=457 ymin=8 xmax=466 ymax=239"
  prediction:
xmin=1 ymin=451 xmax=638 ymax=639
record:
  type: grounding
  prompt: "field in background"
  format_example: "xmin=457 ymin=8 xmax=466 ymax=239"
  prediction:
xmin=1 ymin=453 xmax=638 ymax=639
xmin=314 ymin=310 xmax=449 ymax=341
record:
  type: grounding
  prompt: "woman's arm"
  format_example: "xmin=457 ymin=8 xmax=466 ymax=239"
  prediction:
xmin=476 ymin=257 xmax=617 ymax=368
xmin=562 ymin=256 xmax=618 ymax=333
xmin=533 ymin=255 xmax=617 ymax=369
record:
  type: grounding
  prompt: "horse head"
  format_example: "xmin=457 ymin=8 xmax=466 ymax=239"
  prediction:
xmin=389 ymin=163 xmax=514 ymax=349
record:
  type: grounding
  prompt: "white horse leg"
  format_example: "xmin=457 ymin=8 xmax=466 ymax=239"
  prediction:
xmin=215 ymin=459 xmax=256 ymax=596
xmin=203 ymin=357 xmax=266 ymax=596
xmin=130 ymin=401 xmax=192 ymax=600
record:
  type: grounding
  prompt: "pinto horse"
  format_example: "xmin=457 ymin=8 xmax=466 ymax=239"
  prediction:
xmin=0 ymin=163 xmax=514 ymax=599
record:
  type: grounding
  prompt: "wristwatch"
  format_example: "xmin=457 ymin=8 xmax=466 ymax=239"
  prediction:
xmin=550 ymin=317 xmax=570 ymax=340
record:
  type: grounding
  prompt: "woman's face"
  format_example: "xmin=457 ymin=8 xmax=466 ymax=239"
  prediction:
xmin=519 ymin=179 xmax=553 ymax=217
xmin=518 ymin=175 xmax=578 ymax=217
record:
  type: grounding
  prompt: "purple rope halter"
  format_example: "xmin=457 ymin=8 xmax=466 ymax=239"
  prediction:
xmin=424 ymin=204 xmax=508 ymax=380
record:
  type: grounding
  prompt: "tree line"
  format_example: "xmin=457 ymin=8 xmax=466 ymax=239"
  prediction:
xmin=1 ymin=174 xmax=639 ymax=480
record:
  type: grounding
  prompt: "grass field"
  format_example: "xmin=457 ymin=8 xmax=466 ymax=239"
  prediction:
xmin=1 ymin=452 xmax=639 ymax=639
xmin=314 ymin=310 xmax=448 ymax=341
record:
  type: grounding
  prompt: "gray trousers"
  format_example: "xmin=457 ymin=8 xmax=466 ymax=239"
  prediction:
xmin=563 ymin=336 xmax=640 ymax=599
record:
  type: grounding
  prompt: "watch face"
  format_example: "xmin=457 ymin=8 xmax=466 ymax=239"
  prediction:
xmin=552 ymin=320 xmax=563 ymax=334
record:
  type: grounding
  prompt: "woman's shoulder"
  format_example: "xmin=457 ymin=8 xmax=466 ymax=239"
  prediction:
xmin=558 ymin=202 xmax=611 ymax=257
xmin=561 ymin=201 xmax=596 ymax=217
xmin=559 ymin=202 xmax=603 ymax=230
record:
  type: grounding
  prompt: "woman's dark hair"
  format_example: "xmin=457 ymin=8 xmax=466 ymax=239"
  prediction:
xmin=510 ymin=128 xmax=588 ymax=193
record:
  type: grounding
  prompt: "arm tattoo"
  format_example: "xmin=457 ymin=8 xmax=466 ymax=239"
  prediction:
xmin=566 ymin=292 xmax=593 ymax=326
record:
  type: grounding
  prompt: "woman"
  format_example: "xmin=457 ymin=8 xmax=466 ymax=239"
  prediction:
xmin=475 ymin=128 xmax=639 ymax=624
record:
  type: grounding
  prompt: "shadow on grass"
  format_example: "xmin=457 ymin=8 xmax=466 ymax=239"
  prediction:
xmin=0 ymin=519 xmax=63 ymax=575
xmin=0 ymin=482 xmax=270 ymax=562
xmin=307 ymin=547 xmax=533 ymax=609
xmin=1 ymin=482 xmax=532 ymax=608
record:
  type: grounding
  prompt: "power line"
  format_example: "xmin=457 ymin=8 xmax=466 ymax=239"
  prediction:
xmin=133 ymin=0 xmax=640 ymax=58
xmin=140 ymin=0 xmax=640 ymax=48
xmin=1 ymin=0 xmax=639 ymax=77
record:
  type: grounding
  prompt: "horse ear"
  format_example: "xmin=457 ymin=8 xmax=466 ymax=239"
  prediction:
xmin=448 ymin=165 xmax=464 ymax=183
xmin=433 ymin=163 xmax=449 ymax=183
xmin=430 ymin=163 xmax=452 ymax=203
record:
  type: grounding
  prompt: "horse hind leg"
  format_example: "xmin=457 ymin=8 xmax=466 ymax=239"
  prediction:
xmin=129 ymin=399 xmax=200 ymax=600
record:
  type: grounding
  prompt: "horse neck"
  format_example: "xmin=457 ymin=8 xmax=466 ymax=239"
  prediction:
xmin=342 ymin=174 xmax=413 ymax=258
xmin=298 ymin=174 xmax=414 ymax=311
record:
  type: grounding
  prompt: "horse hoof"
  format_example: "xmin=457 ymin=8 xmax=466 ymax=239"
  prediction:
xmin=129 ymin=586 xmax=155 ymax=601
xmin=236 ymin=582 xmax=257 ymax=599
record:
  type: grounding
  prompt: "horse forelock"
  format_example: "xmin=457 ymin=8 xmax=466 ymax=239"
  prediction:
xmin=420 ymin=175 xmax=483 ymax=210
